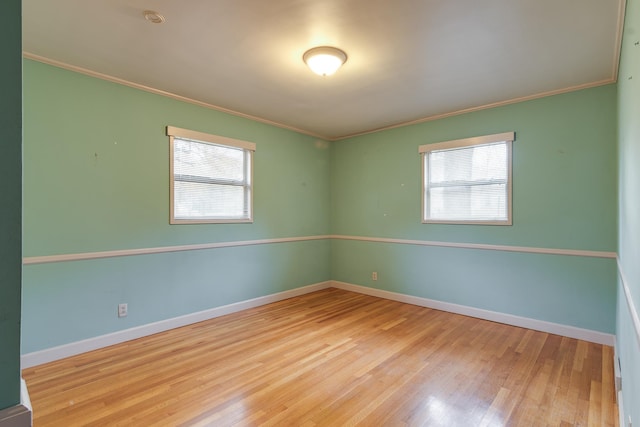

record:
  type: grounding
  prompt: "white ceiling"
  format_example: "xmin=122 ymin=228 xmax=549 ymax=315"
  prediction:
xmin=22 ymin=0 xmax=625 ymax=140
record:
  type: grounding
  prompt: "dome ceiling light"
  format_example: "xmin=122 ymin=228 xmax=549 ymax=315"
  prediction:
xmin=143 ymin=10 xmax=165 ymax=24
xmin=303 ymin=46 xmax=347 ymax=76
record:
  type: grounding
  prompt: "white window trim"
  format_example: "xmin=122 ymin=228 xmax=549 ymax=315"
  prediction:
xmin=419 ymin=132 xmax=514 ymax=225
xmin=167 ymin=126 xmax=255 ymax=224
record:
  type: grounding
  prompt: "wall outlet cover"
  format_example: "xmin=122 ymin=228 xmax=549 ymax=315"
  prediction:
xmin=118 ymin=303 xmax=128 ymax=318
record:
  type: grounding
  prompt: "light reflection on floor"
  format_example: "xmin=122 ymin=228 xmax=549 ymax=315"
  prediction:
xmin=421 ymin=395 xmax=506 ymax=427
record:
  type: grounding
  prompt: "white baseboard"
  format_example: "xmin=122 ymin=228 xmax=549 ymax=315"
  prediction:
xmin=0 ymin=380 xmax=32 ymax=427
xmin=617 ymin=258 xmax=640 ymax=349
xmin=21 ymin=279 xmax=615 ymax=368
xmin=331 ymin=281 xmax=616 ymax=346
xmin=21 ymin=281 xmax=332 ymax=368
xmin=615 ymin=345 xmax=626 ymax=427
xmin=615 ymin=260 xmax=637 ymax=427
xmin=618 ymin=390 xmax=626 ymax=427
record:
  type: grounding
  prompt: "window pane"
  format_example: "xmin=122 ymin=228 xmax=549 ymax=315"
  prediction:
xmin=174 ymin=181 xmax=247 ymax=219
xmin=174 ymin=138 xmax=245 ymax=182
xmin=429 ymin=184 xmax=507 ymax=221
xmin=430 ymin=143 xmax=507 ymax=184
xmin=420 ymin=133 xmax=512 ymax=224
xmin=170 ymin=130 xmax=253 ymax=223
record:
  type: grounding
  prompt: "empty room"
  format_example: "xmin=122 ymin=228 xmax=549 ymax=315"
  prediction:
xmin=1 ymin=0 xmax=640 ymax=426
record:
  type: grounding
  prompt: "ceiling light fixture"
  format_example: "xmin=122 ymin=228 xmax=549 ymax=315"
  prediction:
xmin=303 ymin=46 xmax=347 ymax=76
xmin=143 ymin=10 xmax=165 ymax=24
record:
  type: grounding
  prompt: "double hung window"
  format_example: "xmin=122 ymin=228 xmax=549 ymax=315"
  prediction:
xmin=420 ymin=132 xmax=514 ymax=225
xmin=167 ymin=126 xmax=255 ymax=224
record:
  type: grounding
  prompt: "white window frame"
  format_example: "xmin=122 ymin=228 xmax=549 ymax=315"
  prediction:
xmin=167 ymin=126 xmax=255 ymax=224
xmin=419 ymin=132 xmax=514 ymax=225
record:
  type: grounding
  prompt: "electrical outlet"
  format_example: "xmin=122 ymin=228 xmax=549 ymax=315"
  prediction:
xmin=118 ymin=303 xmax=128 ymax=318
xmin=372 ymin=272 xmax=378 ymax=281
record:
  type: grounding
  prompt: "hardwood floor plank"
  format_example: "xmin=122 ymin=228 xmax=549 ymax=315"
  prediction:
xmin=23 ymin=288 xmax=618 ymax=426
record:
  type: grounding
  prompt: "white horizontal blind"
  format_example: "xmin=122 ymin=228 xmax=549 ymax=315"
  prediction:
xmin=168 ymin=127 xmax=254 ymax=223
xmin=420 ymin=132 xmax=513 ymax=224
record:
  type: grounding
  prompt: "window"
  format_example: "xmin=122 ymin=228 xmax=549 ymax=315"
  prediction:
xmin=419 ymin=132 xmax=514 ymax=225
xmin=167 ymin=126 xmax=255 ymax=224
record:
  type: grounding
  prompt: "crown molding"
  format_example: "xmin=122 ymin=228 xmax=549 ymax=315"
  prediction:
xmin=22 ymin=52 xmax=328 ymax=141
xmin=23 ymin=52 xmax=619 ymax=142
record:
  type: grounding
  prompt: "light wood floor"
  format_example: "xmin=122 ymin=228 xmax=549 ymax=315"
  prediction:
xmin=23 ymin=288 xmax=618 ymax=426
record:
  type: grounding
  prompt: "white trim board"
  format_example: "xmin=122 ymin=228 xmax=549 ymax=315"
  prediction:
xmin=615 ymin=259 xmax=639 ymax=427
xmin=617 ymin=258 xmax=640 ymax=349
xmin=23 ymin=52 xmax=619 ymax=142
xmin=331 ymin=281 xmax=615 ymax=346
xmin=21 ymin=281 xmax=332 ymax=368
xmin=22 ymin=53 xmax=328 ymax=141
xmin=23 ymin=235 xmax=331 ymax=265
xmin=330 ymin=235 xmax=616 ymax=259
xmin=23 ymin=234 xmax=615 ymax=265
xmin=23 ymin=280 xmax=616 ymax=368
xmin=614 ymin=344 xmax=626 ymax=427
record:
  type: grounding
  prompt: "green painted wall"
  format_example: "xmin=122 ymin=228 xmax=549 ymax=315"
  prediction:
xmin=22 ymin=59 xmax=331 ymax=353
xmin=0 ymin=0 xmax=22 ymax=409
xmin=617 ymin=0 xmax=640 ymax=423
xmin=331 ymin=85 xmax=618 ymax=333
xmin=22 ymin=41 xmax=621 ymax=368
xmin=23 ymin=61 xmax=330 ymax=256
xmin=0 ymin=0 xmax=22 ymax=411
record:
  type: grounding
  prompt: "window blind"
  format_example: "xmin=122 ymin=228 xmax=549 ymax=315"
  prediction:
xmin=167 ymin=126 xmax=254 ymax=223
xmin=420 ymin=132 xmax=514 ymax=224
